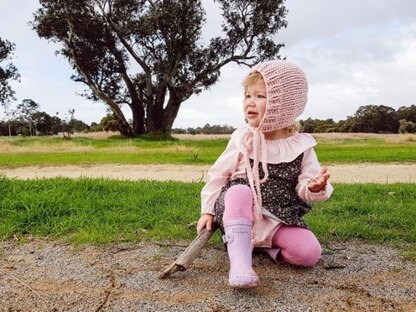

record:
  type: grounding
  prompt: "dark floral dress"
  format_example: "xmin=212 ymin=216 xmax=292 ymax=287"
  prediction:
xmin=214 ymin=153 xmax=311 ymax=234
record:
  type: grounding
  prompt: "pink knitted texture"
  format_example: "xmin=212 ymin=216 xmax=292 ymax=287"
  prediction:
xmin=255 ymin=60 xmax=308 ymax=133
xmin=241 ymin=129 xmax=268 ymax=219
xmin=242 ymin=60 xmax=308 ymax=220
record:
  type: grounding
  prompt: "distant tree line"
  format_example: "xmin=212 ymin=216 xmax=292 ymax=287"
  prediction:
xmin=172 ymin=124 xmax=236 ymax=135
xmin=0 ymin=98 xmax=89 ymax=136
xmin=172 ymin=105 xmax=416 ymax=135
xmin=300 ymin=105 xmax=416 ymax=134
xmin=1 ymin=104 xmax=415 ymax=136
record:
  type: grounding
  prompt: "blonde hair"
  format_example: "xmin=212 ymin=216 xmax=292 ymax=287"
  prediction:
xmin=286 ymin=120 xmax=301 ymax=134
xmin=243 ymin=71 xmax=301 ymax=133
xmin=242 ymin=71 xmax=263 ymax=92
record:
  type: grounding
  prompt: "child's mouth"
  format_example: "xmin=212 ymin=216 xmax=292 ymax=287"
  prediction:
xmin=247 ymin=111 xmax=258 ymax=117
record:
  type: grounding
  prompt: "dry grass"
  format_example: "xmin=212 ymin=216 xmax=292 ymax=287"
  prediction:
xmin=0 ymin=141 xmax=96 ymax=153
xmin=385 ymin=133 xmax=416 ymax=143
xmin=311 ymin=132 xmax=416 ymax=142
xmin=172 ymin=134 xmax=231 ymax=140
xmin=70 ymin=131 xmax=121 ymax=139
xmin=101 ymin=144 xmax=199 ymax=154
xmin=60 ymin=131 xmax=416 ymax=143
xmin=174 ymin=132 xmax=416 ymax=142
xmin=0 ymin=140 xmax=199 ymax=155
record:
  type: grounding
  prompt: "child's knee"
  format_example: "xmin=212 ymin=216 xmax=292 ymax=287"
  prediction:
xmin=298 ymin=242 xmax=321 ymax=267
xmin=283 ymin=240 xmax=321 ymax=267
xmin=223 ymin=185 xmax=253 ymax=221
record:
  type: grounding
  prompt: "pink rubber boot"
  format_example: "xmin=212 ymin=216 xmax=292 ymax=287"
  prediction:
xmin=223 ymin=185 xmax=259 ymax=288
xmin=223 ymin=219 xmax=259 ymax=288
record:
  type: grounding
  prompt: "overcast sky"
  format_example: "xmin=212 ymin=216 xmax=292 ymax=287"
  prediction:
xmin=1 ymin=0 xmax=415 ymax=128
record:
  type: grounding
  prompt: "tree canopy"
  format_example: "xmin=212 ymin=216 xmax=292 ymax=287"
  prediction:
xmin=32 ymin=0 xmax=288 ymax=137
xmin=0 ymin=37 xmax=20 ymax=105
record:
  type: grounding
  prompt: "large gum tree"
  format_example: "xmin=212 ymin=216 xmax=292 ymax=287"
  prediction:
xmin=33 ymin=0 xmax=287 ymax=137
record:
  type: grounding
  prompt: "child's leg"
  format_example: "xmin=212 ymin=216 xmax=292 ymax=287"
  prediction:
xmin=222 ymin=184 xmax=258 ymax=287
xmin=272 ymin=225 xmax=321 ymax=267
xmin=223 ymin=184 xmax=253 ymax=222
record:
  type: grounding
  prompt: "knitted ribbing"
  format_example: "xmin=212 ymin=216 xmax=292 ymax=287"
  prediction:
xmin=255 ymin=60 xmax=308 ymax=133
xmin=243 ymin=60 xmax=308 ymax=220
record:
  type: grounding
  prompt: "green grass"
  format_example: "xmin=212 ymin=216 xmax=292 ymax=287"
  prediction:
xmin=315 ymin=144 xmax=416 ymax=163
xmin=0 ymin=177 xmax=415 ymax=259
xmin=0 ymin=135 xmax=415 ymax=167
xmin=0 ymin=136 xmax=225 ymax=167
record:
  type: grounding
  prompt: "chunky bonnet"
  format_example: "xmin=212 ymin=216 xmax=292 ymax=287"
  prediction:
xmin=242 ymin=60 xmax=308 ymax=220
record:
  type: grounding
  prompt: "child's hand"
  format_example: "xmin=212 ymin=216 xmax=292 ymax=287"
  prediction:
xmin=308 ymin=167 xmax=330 ymax=193
xmin=196 ymin=214 xmax=214 ymax=235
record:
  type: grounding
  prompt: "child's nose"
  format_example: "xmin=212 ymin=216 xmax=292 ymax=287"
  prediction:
xmin=246 ymin=98 xmax=256 ymax=106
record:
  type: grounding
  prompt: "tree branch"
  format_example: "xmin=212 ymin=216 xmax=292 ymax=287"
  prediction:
xmin=65 ymin=21 xmax=130 ymax=131
xmin=92 ymin=0 xmax=154 ymax=100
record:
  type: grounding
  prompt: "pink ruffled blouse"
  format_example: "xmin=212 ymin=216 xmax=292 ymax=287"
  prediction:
xmin=200 ymin=126 xmax=334 ymax=247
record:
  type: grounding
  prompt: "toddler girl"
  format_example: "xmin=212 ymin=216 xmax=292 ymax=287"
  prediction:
xmin=197 ymin=60 xmax=333 ymax=288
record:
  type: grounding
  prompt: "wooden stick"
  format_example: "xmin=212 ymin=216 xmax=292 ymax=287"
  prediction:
xmin=159 ymin=226 xmax=217 ymax=279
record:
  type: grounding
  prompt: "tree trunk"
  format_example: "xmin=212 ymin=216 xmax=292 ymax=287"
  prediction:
xmin=161 ymin=93 xmax=182 ymax=134
xmin=145 ymin=98 xmax=159 ymax=134
xmin=131 ymin=100 xmax=145 ymax=135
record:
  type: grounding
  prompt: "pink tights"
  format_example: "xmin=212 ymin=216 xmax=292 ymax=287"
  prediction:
xmin=223 ymin=185 xmax=321 ymax=267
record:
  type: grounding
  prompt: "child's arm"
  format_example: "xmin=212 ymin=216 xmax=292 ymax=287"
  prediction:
xmin=198 ymin=138 xmax=240 ymax=234
xmin=296 ymin=148 xmax=333 ymax=202
xmin=200 ymin=136 xmax=241 ymax=214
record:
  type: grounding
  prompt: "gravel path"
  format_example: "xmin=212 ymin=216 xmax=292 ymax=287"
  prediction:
xmin=0 ymin=239 xmax=415 ymax=311
xmin=2 ymin=163 xmax=416 ymax=183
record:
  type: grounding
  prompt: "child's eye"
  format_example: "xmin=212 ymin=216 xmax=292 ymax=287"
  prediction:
xmin=258 ymin=94 xmax=266 ymax=98
xmin=245 ymin=94 xmax=251 ymax=99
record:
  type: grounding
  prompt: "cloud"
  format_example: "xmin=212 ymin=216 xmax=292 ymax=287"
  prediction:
xmin=1 ymin=0 xmax=416 ymax=128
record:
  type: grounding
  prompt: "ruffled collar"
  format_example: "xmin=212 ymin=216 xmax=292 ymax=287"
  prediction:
xmin=232 ymin=127 xmax=316 ymax=164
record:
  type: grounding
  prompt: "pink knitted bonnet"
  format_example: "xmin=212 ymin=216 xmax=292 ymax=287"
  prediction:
xmin=242 ymin=60 xmax=308 ymax=220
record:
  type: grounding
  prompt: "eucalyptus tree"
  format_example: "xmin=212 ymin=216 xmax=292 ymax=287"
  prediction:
xmin=16 ymin=99 xmax=40 ymax=136
xmin=33 ymin=0 xmax=287 ymax=136
xmin=0 ymin=38 xmax=19 ymax=104
xmin=0 ymin=38 xmax=20 ymax=136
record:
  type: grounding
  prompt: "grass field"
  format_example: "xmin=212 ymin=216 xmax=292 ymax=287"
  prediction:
xmin=0 ymin=133 xmax=415 ymax=261
xmin=0 ymin=133 xmax=415 ymax=167
xmin=0 ymin=177 xmax=415 ymax=259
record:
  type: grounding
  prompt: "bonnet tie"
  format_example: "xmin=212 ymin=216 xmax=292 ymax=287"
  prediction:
xmin=242 ymin=127 xmax=269 ymax=221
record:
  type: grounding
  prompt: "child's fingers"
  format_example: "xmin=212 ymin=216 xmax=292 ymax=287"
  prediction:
xmin=196 ymin=220 xmax=205 ymax=235
xmin=206 ymin=219 xmax=212 ymax=231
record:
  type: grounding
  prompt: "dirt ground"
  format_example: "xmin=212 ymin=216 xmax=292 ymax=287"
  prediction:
xmin=2 ymin=163 xmax=416 ymax=183
xmin=0 ymin=238 xmax=415 ymax=312
xmin=1 ymin=163 xmax=415 ymax=311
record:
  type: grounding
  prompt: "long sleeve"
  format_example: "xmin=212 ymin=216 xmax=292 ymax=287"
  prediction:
xmin=200 ymin=137 xmax=241 ymax=215
xmin=296 ymin=147 xmax=333 ymax=202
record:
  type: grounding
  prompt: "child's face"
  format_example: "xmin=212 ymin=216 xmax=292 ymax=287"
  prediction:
xmin=243 ymin=79 xmax=267 ymax=128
